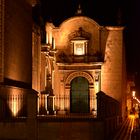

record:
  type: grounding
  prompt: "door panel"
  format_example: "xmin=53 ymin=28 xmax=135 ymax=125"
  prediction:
xmin=70 ymin=77 xmax=89 ymax=113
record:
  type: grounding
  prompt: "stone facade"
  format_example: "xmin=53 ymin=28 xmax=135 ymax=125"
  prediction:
xmin=4 ymin=0 xmax=33 ymax=86
xmin=101 ymin=27 xmax=124 ymax=100
xmin=38 ymin=15 xmax=126 ymax=117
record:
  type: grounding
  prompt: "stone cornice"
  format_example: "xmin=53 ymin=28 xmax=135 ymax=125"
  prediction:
xmin=105 ymin=26 xmax=125 ymax=31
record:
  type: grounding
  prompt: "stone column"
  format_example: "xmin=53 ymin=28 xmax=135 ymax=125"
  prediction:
xmin=101 ymin=26 xmax=125 ymax=118
xmin=89 ymin=86 xmax=94 ymax=111
xmin=57 ymin=81 xmax=66 ymax=115
xmin=47 ymin=93 xmax=56 ymax=115
xmin=65 ymin=87 xmax=70 ymax=113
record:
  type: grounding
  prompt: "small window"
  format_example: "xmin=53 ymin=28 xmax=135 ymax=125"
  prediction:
xmin=74 ymin=41 xmax=85 ymax=55
xmin=71 ymin=39 xmax=88 ymax=56
xmin=69 ymin=27 xmax=90 ymax=56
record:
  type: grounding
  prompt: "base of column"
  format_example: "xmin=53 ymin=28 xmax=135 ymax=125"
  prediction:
xmin=57 ymin=110 xmax=67 ymax=115
xmin=46 ymin=110 xmax=49 ymax=115
xmin=91 ymin=110 xmax=97 ymax=118
xmin=48 ymin=110 xmax=56 ymax=115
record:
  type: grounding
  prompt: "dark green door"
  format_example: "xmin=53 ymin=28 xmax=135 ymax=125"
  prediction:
xmin=70 ymin=76 xmax=89 ymax=113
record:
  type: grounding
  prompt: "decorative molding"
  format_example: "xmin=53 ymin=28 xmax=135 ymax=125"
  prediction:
xmin=65 ymin=71 xmax=93 ymax=86
xmin=68 ymin=27 xmax=91 ymax=40
xmin=58 ymin=65 xmax=101 ymax=70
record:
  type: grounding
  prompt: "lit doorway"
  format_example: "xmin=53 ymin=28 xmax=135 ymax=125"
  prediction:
xmin=70 ymin=76 xmax=89 ymax=113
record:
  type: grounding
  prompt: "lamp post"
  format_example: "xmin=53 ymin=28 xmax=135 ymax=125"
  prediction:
xmin=131 ymin=90 xmax=136 ymax=114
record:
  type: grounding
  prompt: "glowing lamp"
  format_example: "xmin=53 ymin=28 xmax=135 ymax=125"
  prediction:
xmin=132 ymin=91 xmax=136 ymax=97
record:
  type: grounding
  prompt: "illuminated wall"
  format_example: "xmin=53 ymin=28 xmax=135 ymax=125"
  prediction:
xmin=101 ymin=27 xmax=126 ymax=118
xmin=52 ymin=16 xmax=100 ymax=54
xmin=8 ymin=90 xmax=24 ymax=117
xmin=0 ymin=86 xmax=27 ymax=117
xmin=0 ymin=0 xmax=37 ymax=118
xmin=32 ymin=24 xmax=41 ymax=92
xmin=101 ymin=27 xmax=124 ymax=101
xmin=4 ymin=0 xmax=32 ymax=86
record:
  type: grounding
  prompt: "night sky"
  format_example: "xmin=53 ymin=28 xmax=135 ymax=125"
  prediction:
xmin=36 ymin=0 xmax=140 ymax=93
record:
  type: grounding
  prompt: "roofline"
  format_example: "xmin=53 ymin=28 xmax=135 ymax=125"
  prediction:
xmin=59 ymin=16 xmax=101 ymax=28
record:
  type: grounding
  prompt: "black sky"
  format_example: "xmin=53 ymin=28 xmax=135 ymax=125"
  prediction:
xmin=37 ymin=0 xmax=140 ymax=92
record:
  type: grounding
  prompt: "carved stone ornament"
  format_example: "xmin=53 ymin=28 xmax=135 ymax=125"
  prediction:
xmin=68 ymin=27 xmax=91 ymax=40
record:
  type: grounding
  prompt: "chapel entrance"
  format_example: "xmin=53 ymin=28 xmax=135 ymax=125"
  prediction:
xmin=70 ymin=76 xmax=89 ymax=113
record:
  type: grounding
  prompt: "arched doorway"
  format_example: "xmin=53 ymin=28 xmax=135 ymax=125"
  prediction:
xmin=70 ymin=76 xmax=89 ymax=113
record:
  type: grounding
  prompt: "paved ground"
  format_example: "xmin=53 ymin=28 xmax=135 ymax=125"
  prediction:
xmin=131 ymin=116 xmax=140 ymax=140
xmin=113 ymin=115 xmax=140 ymax=140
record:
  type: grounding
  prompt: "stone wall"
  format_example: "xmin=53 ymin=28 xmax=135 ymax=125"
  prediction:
xmin=101 ymin=26 xmax=125 ymax=101
xmin=0 ymin=86 xmax=37 ymax=140
xmin=32 ymin=24 xmax=41 ymax=92
xmin=51 ymin=16 xmax=101 ymax=56
xmin=101 ymin=26 xmax=127 ymax=119
xmin=4 ymin=0 xmax=32 ymax=87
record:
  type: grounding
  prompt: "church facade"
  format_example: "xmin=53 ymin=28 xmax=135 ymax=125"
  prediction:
xmin=35 ymin=13 xmax=126 ymax=117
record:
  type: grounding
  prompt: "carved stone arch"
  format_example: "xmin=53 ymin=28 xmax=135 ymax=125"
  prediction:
xmin=65 ymin=71 xmax=94 ymax=86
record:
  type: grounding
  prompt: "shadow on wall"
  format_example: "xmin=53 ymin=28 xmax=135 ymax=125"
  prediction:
xmin=3 ymin=78 xmax=31 ymax=89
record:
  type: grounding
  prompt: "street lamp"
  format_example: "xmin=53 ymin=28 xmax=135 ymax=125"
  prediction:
xmin=132 ymin=90 xmax=136 ymax=97
xmin=131 ymin=90 xmax=136 ymax=114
